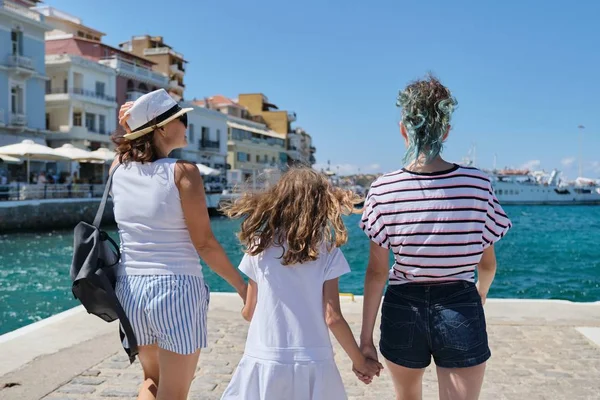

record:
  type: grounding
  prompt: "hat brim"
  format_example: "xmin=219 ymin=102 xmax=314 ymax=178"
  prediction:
xmin=123 ymin=107 xmax=194 ymax=141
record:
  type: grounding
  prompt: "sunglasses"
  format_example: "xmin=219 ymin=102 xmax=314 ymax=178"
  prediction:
xmin=178 ymin=113 xmax=188 ymax=128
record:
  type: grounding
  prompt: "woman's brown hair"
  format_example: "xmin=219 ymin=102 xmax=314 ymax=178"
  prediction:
xmin=111 ymin=127 xmax=158 ymax=164
xmin=221 ymin=167 xmax=362 ymax=265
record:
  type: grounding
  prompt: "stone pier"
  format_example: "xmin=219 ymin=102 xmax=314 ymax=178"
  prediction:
xmin=1 ymin=296 xmax=599 ymax=400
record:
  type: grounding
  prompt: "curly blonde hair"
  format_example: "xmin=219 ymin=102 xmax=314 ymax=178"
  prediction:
xmin=221 ymin=167 xmax=362 ymax=265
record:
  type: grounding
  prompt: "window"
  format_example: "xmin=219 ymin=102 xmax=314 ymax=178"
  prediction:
xmin=85 ymin=113 xmax=96 ymax=132
xmin=10 ymin=86 xmax=24 ymax=114
xmin=99 ymin=115 xmax=106 ymax=134
xmin=263 ymin=155 xmax=268 ymax=163
xmin=189 ymin=124 xmax=195 ymax=142
xmin=237 ymin=152 xmax=249 ymax=162
xmin=256 ymin=155 xmax=260 ymax=163
xmin=45 ymin=80 xmax=51 ymax=94
xmin=77 ymin=31 xmax=85 ymax=38
xmin=138 ymin=83 xmax=149 ymax=93
xmin=95 ymin=82 xmax=105 ymax=97
xmin=73 ymin=112 xmax=82 ymax=126
xmin=11 ymin=30 xmax=22 ymax=55
xmin=201 ymin=126 xmax=209 ymax=142
xmin=272 ymin=156 xmax=276 ymax=164
xmin=216 ymin=129 xmax=221 ymax=141
xmin=64 ymin=79 xmax=68 ymax=93
xmin=46 ymin=113 xmax=50 ymax=130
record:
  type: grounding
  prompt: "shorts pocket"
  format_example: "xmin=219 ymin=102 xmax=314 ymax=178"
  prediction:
xmin=435 ymin=303 xmax=483 ymax=351
xmin=204 ymin=282 xmax=210 ymax=309
xmin=380 ymin=302 xmax=417 ymax=350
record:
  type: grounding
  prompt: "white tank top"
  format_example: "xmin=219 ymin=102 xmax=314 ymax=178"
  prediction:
xmin=111 ymin=158 xmax=202 ymax=278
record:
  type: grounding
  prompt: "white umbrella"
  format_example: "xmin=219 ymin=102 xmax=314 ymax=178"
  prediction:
xmin=53 ymin=144 xmax=104 ymax=162
xmin=52 ymin=144 xmax=106 ymax=179
xmin=0 ymin=139 xmax=70 ymax=180
xmin=0 ymin=155 xmax=23 ymax=164
xmin=87 ymin=148 xmax=117 ymax=183
xmin=196 ymin=163 xmax=220 ymax=176
xmin=88 ymin=147 xmax=116 ymax=163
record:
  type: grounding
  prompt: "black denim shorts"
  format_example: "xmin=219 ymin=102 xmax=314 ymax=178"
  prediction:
xmin=379 ymin=281 xmax=490 ymax=369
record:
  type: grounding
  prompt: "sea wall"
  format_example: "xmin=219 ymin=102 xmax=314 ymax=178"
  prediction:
xmin=0 ymin=199 xmax=115 ymax=232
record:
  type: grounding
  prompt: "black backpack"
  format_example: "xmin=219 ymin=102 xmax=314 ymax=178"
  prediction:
xmin=69 ymin=165 xmax=138 ymax=362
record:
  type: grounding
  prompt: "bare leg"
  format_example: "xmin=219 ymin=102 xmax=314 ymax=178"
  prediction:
xmin=137 ymin=344 xmax=160 ymax=400
xmin=384 ymin=358 xmax=426 ymax=400
xmin=156 ymin=348 xmax=201 ymax=400
xmin=436 ymin=363 xmax=486 ymax=400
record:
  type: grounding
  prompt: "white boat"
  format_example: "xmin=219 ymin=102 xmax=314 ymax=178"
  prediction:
xmin=491 ymin=169 xmax=600 ymax=205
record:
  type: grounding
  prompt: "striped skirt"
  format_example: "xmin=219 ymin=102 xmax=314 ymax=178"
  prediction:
xmin=115 ymin=274 xmax=210 ymax=355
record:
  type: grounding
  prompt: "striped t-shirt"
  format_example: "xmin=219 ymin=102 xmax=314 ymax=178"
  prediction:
xmin=359 ymin=164 xmax=511 ymax=284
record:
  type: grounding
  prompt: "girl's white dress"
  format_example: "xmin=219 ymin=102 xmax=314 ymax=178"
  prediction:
xmin=221 ymin=244 xmax=351 ymax=400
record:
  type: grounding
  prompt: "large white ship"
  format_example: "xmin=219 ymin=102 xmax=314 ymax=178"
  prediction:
xmin=490 ymin=169 xmax=600 ymax=205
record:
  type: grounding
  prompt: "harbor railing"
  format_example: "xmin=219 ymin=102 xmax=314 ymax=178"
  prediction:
xmin=0 ymin=184 xmax=106 ymax=201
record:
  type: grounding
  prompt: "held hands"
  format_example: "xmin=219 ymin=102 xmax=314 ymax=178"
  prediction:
xmin=353 ymin=357 xmax=383 ymax=385
xmin=353 ymin=342 xmax=384 ymax=384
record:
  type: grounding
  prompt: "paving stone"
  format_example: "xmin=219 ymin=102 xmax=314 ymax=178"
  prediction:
xmin=80 ymin=369 xmax=101 ymax=377
xmin=97 ymin=361 xmax=131 ymax=370
xmin=70 ymin=376 xmax=106 ymax=385
xmin=100 ymin=388 xmax=138 ymax=397
xmin=56 ymin=384 xmax=96 ymax=394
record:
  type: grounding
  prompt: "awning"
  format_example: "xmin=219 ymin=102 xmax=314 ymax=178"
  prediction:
xmin=226 ymin=121 xmax=285 ymax=139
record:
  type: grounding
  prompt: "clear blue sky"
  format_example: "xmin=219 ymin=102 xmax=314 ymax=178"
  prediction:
xmin=44 ymin=0 xmax=600 ymax=178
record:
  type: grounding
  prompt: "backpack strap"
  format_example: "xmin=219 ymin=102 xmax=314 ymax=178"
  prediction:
xmin=93 ymin=164 xmax=120 ymax=228
xmin=97 ymin=272 xmax=139 ymax=362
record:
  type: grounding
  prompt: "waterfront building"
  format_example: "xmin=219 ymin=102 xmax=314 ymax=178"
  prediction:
xmin=236 ymin=93 xmax=316 ymax=166
xmin=287 ymin=126 xmax=316 ymax=166
xmin=237 ymin=93 xmax=295 ymax=135
xmin=174 ymin=103 xmax=228 ymax=173
xmin=44 ymin=54 xmax=117 ymax=149
xmin=119 ymin=35 xmax=186 ymax=102
xmin=37 ymin=5 xmax=169 ymax=142
xmin=195 ymin=95 xmax=287 ymax=184
xmin=0 ymin=0 xmax=50 ymax=147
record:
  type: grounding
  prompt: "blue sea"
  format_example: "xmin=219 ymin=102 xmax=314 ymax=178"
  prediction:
xmin=1 ymin=205 xmax=599 ymax=335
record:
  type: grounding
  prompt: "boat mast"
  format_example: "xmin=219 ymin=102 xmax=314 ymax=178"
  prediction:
xmin=578 ymin=125 xmax=585 ymax=178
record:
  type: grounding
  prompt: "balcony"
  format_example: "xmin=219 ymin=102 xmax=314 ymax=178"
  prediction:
xmin=99 ymin=56 xmax=168 ymax=87
xmin=144 ymin=47 xmax=184 ymax=60
xmin=199 ymin=140 xmax=221 ymax=151
xmin=51 ymin=125 xmax=111 ymax=143
xmin=46 ymin=87 xmax=116 ymax=103
xmin=7 ymin=54 xmax=34 ymax=70
xmin=10 ymin=113 xmax=27 ymax=126
xmin=169 ymin=80 xmax=184 ymax=91
xmin=126 ymin=90 xmax=147 ymax=101
xmin=170 ymin=63 xmax=185 ymax=76
xmin=2 ymin=1 xmax=43 ymax=22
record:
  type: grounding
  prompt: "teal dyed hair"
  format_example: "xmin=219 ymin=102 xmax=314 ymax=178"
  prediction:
xmin=396 ymin=75 xmax=458 ymax=165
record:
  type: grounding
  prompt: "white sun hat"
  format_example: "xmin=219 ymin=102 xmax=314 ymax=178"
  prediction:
xmin=123 ymin=89 xmax=193 ymax=140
